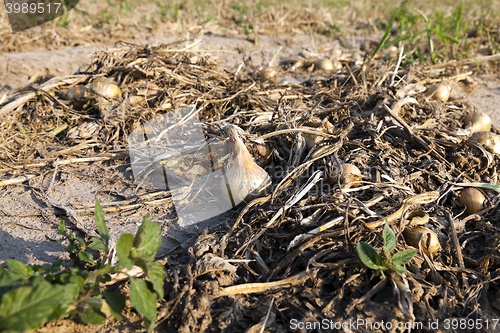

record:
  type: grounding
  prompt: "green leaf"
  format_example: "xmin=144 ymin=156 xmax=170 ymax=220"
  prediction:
xmin=383 ymin=33 xmax=411 ymax=47
xmin=116 ymin=234 xmax=134 ymax=270
xmin=36 ymin=264 xmax=51 ymax=273
xmin=410 ymin=29 xmax=427 ymax=44
xmin=130 ymin=278 xmax=157 ymax=333
xmin=88 ymin=238 xmax=106 ymax=251
xmin=68 ymin=270 xmax=86 ymax=290
xmin=0 ymin=280 xmax=65 ymax=331
xmin=105 ymin=292 xmax=126 ymax=322
xmin=94 ymin=199 xmax=109 ymax=248
xmin=78 ymin=252 xmax=95 ymax=264
xmin=148 ymin=263 xmax=165 ymax=299
xmin=132 ymin=217 xmax=162 ymax=262
xmin=80 ymin=306 xmax=107 ymax=325
xmin=60 ymin=283 xmax=81 ymax=308
xmin=58 ymin=220 xmax=67 ymax=236
xmin=431 ymin=28 xmax=460 ymax=44
xmin=389 ymin=263 xmax=408 ymax=275
xmin=370 ymin=9 xmax=397 ymax=62
xmin=6 ymin=260 xmax=34 ymax=280
xmin=457 ymin=183 xmax=500 ymax=193
xmin=47 ymin=283 xmax=80 ymax=321
xmin=383 ymin=220 xmax=396 ymax=253
xmin=356 ymin=242 xmax=382 ymax=270
xmin=49 ymin=260 xmax=62 ymax=273
xmin=132 ymin=258 xmax=148 ymax=276
xmin=0 ymin=267 xmax=24 ymax=301
xmin=392 ymin=249 xmax=417 ymax=266
xmin=45 ymin=236 xmax=69 ymax=252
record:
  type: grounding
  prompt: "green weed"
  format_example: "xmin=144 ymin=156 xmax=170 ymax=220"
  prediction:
xmin=0 ymin=200 xmax=164 ymax=333
xmin=357 ymin=220 xmax=416 ymax=275
xmin=370 ymin=3 xmax=471 ymax=65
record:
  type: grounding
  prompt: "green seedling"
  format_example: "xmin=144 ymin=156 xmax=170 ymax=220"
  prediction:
xmin=357 ymin=220 xmax=416 ymax=275
xmin=370 ymin=4 xmax=463 ymax=65
xmin=17 ymin=123 xmax=28 ymax=148
xmin=0 ymin=199 xmax=164 ymax=333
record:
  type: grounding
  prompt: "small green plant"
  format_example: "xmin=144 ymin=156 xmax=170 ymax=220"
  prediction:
xmin=357 ymin=221 xmax=416 ymax=275
xmin=60 ymin=12 xmax=71 ymax=28
xmin=370 ymin=4 xmax=463 ymax=65
xmin=0 ymin=200 xmax=163 ymax=333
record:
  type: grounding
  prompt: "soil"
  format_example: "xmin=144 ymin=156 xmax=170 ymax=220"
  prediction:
xmin=2 ymin=14 xmax=500 ymax=333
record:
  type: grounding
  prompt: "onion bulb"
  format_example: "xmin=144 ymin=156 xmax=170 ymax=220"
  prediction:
xmin=328 ymin=163 xmax=362 ymax=189
xmin=464 ymin=111 xmax=492 ymax=134
xmin=403 ymin=227 xmax=441 ymax=254
xmin=458 ymin=188 xmax=486 ymax=215
xmin=469 ymin=131 xmax=500 ymax=154
xmin=351 ymin=51 xmax=362 ymax=61
xmin=316 ymin=59 xmax=341 ymax=72
xmin=424 ymin=82 xmax=451 ymax=102
xmin=87 ymin=79 xmax=121 ymax=99
xmin=316 ymin=59 xmax=334 ymax=71
xmin=221 ymin=125 xmax=271 ymax=206
xmin=332 ymin=47 xmax=343 ymax=59
xmin=259 ymin=67 xmax=277 ymax=80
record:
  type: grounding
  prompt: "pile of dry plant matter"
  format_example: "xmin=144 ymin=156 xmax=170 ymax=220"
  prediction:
xmin=2 ymin=39 xmax=500 ymax=332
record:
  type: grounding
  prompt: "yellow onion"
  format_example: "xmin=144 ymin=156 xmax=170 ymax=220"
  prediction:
xmin=403 ymin=227 xmax=441 ymax=254
xmin=458 ymin=188 xmax=486 ymax=215
xmin=328 ymin=163 xmax=362 ymax=189
xmin=332 ymin=60 xmax=343 ymax=72
xmin=221 ymin=125 xmax=271 ymax=206
xmin=316 ymin=59 xmax=334 ymax=71
xmin=424 ymin=82 xmax=451 ymax=102
xmin=332 ymin=47 xmax=343 ymax=59
xmin=464 ymin=111 xmax=492 ymax=134
xmin=351 ymin=51 xmax=362 ymax=61
xmin=87 ymin=79 xmax=121 ymax=99
xmin=469 ymin=131 xmax=500 ymax=154
xmin=259 ymin=67 xmax=277 ymax=80
xmin=316 ymin=59 xmax=341 ymax=72
xmin=129 ymin=95 xmax=146 ymax=105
